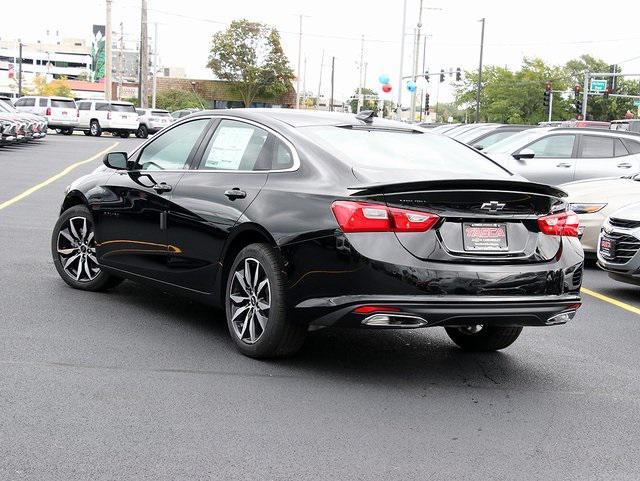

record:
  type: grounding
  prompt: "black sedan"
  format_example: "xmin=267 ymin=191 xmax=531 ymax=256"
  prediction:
xmin=51 ymin=109 xmax=584 ymax=358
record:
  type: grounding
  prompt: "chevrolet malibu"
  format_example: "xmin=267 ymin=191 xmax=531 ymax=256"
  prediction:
xmin=51 ymin=109 xmax=584 ymax=358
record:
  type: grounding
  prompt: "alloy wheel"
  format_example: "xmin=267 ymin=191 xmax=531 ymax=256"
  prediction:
xmin=56 ymin=216 xmax=100 ymax=282
xmin=229 ymin=258 xmax=271 ymax=344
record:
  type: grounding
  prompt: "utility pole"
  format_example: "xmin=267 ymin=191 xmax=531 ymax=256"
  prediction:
xmin=475 ymin=17 xmax=485 ymax=123
xmin=420 ymin=35 xmax=427 ymax=121
xmin=105 ymin=0 xmax=113 ymax=100
xmin=410 ymin=0 xmax=424 ymax=122
xmin=152 ymin=22 xmax=158 ymax=108
xmin=396 ymin=0 xmax=408 ymax=120
xmin=357 ymin=34 xmax=365 ymax=113
xmin=296 ymin=14 xmax=304 ymax=109
xmin=301 ymin=56 xmax=307 ymax=108
xmin=582 ymin=70 xmax=589 ymax=120
xmin=139 ymin=0 xmax=149 ymax=108
xmin=329 ymin=56 xmax=335 ymax=112
xmin=316 ymin=50 xmax=324 ymax=109
xmin=118 ymin=22 xmax=124 ymax=100
xmin=17 ymin=40 xmax=23 ymax=97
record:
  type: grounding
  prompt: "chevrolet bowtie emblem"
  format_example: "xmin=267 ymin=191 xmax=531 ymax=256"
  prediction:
xmin=480 ymin=201 xmax=506 ymax=213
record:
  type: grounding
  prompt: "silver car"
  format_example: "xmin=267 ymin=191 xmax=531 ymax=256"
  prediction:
xmin=597 ymin=202 xmax=640 ymax=286
xmin=484 ymin=127 xmax=640 ymax=186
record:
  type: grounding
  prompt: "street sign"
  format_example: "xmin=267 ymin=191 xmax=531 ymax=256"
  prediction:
xmin=634 ymin=100 xmax=640 ymax=107
xmin=590 ymin=79 xmax=607 ymax=92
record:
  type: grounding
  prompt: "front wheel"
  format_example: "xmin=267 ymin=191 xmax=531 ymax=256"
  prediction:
xmin=51 ymin=205 xmax=123 ymax=291
xmin=89 ymin=120 xmax=102 ymax=137
xmin=118 ymin=131 xmax=130 ymax=138
xmin=135 ymin=124 xmax=148 ymax=138
xmin=445 ymin=325 xmax=523 ymax=352
xmin=62 ymin=128 xmax=74 ymax=135
xmin=225 ymin=243 xmax=306 ymax=358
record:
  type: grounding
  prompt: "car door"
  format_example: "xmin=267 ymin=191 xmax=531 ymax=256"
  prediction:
xmin=92 ymin=118 xmax=212 ymax=281
xmin=574 ymin=134 xmax=639 ymax=181
xmin=509 ymin=133 xmax=577 ymax=185
xmin=166 ymin=118 xmax=275 ymax=292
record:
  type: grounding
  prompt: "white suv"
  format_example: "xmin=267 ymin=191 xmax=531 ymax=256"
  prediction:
xmin=14 ymin=96 xmax=78 ymax=135
xmin=76 ymin=100 xmax=140 ymax=138
xmin=134 ymin=108 xmax=172 ymax=138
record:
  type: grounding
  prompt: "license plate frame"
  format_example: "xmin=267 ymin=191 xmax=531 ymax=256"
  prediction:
xmin=599 ymin=235 xmax=616 ymax=259
xmin=463 ymin=223 xmax=509 ymax=252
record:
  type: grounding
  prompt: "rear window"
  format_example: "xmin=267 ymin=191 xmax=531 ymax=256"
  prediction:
xmin=151 ymin=110 xmax=170 ymax=116
xmin=51 ymin=99 xmax=76 ymax=108
xmin=111 ymin=103 xmax=136 ymax=113
xmin=302 ymin=126 xmax=511 ymax=177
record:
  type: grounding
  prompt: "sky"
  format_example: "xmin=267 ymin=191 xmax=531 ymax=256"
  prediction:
xmin=3 ymin=0 xmax=640 ymax=105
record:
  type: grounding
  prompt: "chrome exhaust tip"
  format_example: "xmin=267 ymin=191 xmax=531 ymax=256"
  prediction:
xmin=361 ymin=313 xmax=428 ymax=328
xmin=546 ymin=310 xmax=577 ymax=325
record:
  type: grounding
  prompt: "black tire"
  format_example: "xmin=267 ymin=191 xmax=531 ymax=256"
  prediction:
xmin=83 ymin=130 xmax=92 ymax=136
xmin=51 ymin=205 xmax=123 ymax=292
xmin=225 ymin=243 xmax=306 ymax=358
xmin=55 ymin=129 xmax=63 ymax=134
xmin=62 ymin=128 xmax=74 ymax=135
xmin=118 ymin=131 xmax=130 ymax=138
xmin=135 ymin=124 xmax=148 ymax=139
xmin=445 ymin=325 xmax=523 ymax=352
xmin=89 ymin=120 xmax=102 ymax=137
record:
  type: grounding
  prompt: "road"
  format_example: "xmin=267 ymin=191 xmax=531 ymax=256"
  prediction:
xmin=1 ymin=134 xmax=639 ymax=481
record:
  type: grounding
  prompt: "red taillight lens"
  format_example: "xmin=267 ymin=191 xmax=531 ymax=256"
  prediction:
xmin=76 ymin=109 xmax=79 ymax=118
xmin=331 ymin=201 xmax=439 ymax=233
xmin=353 ymin=306 xmax=401 ymax=314
xmin=45 ymin=107 xmax=51 ymax=116
xmin=538 ymin=210 xmax=580 ymax=237
xmin=107 ymin=111 xmax=112 ymax=120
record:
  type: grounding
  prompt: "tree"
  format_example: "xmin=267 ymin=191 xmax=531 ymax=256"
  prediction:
xmin=155 ymin=88 xmax=206 ymax=111
xmin=207 ymin=19 xmax=294 ymax=107
xmin=349 ymin=88 xmax=379 ymax=114
xmin=31 ymin=76 xmax=74 ymax=97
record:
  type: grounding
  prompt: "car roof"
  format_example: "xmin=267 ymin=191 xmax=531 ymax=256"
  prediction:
xmin=547 ymin=127 xmax=640 ymax=138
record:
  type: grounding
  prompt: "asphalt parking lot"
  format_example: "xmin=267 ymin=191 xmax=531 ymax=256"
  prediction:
xmin=1 ymin=134 xmax=639 ymax=481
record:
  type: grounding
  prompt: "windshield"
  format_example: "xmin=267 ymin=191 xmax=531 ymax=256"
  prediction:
xmin=0 ymin=99 xmax=17 ymax=112
xmin=302 ymin=126 xmax=511 ymax=177
xmin=483 ymin=129 xmax=547 ymax=154
xmin=454 ymin=125 xmax=496 ymax=143
xmin=111 ymin=103 xmax=136 ymax=113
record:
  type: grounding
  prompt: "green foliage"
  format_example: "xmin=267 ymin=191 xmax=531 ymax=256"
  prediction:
xmin=155 ymin=88 xmax=206 ymax=111
xmin=431 ymin=102 xmax=466 ymax=123
xmin=31 ymin=76 xmax=74 ymax=98
xmin=455 ymin=55 xmax=639 ymax=123
xmin=207 ymin=19 xmax=294 ymax=107
xmin=349 ymin=88 xmax=379 ymax=113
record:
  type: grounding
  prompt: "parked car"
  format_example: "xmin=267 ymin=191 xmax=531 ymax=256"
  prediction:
xmin=610 ymin=119 xmax=640 ymax=133
xmin=13 ymin=95 xmax=77 ymax=134
xmin=563 ymin=175 xmax=640 ymax=257
xmin=0 ymin=115 xmax=19 ymax=146
xmin=76 ymin=100 xmax=139 ymax=138
xmin=454 ymin=124 xmax=530 ymax=150
xmin=0 ymin=96 xmax=47 ymax=140
xmin=484 ymin=127 xmax=640 ymax=185
xmin=560 ymin=120 xmax=611 ymax=129
xmin=597 ymin=203 xmax=640 ymax=285
xmin=135 ymin=108 xmax=172 ymax=138
xmin=51 ymin=109 xmax=583 ymax=359
xmin=171 ymin=108 xmax=202 ymax=120
xmin=430 ymin=123 xmax=461 ymax=134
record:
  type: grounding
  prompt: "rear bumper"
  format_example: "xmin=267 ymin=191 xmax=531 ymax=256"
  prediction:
xmin=48 ymin=120 xmax=78 ymax=128
xmin=299 ymin=295 xmax=582 ymax=328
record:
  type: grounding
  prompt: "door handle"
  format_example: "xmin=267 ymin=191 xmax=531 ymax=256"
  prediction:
xmin=152 ymin=182 xmax=172 ymax=193
xmin=556 ymin=162 xmax=572 ymax=168
xmin=224 ymin=188 xmax=247 ymax=200
xmin=617 ymin=162 xmax=633 ymax=169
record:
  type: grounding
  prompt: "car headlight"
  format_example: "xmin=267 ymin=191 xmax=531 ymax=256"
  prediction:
xmin=570 ymin=203 xmax=607 ymax=214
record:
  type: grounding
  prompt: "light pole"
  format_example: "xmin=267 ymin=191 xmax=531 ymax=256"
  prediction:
xmin=475 ymin=18 xmax=485 ymax=123
xmin=105 ymin=0 xmax=113 ymax=101
xmin=396 ymin=0 xmax=408 ymax=120
xmin=409 ymin=0 xmax=424 ymax=122
xmin=17 ymin=40 xmax=23 ymax=97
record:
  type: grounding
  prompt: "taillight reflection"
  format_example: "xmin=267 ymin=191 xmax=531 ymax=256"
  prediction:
xmin=538 ymin=210 xmax=580 ymax=237
xmin=331 ymin=201 xmax=439 ymax=233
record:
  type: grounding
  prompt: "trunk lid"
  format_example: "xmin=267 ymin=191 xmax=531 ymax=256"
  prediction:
xmin=349 ymin=179 xmax=566 ymax=263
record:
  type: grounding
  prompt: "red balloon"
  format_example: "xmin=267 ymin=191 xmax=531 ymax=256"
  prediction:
xmin=382 ymin=84 xmax=392 ymax=93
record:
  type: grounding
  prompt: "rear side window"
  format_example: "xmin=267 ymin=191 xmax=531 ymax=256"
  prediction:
xmin=272 ymin=137 xmax=294 ymax=170
xmin=580 ymin=136 xmax=614 ymax=158
xmin=51 ymin=99 xmax=75 ymax=108
xmin=78 ymin=102 xmax=91 ymax=110
xmin=613 ymin=138 xmax=629 ymax=157
xmin=111 ymin=103 xmax=136 ymax=113
xmin=38 ymin=98 xmax=48 ymax=107
xmin=623 ymin=139 xmax=640 ymax=154
xmin=95 ymin=103 xmax=109 ymax=111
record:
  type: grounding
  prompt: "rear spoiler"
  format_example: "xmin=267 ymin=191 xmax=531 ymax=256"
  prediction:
xmin=348 ymin=179 xmax=567 ymax=198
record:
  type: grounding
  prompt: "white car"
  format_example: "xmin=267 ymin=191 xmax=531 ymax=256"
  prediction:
xmin=76 ymin=100 xmax=139 ymax=138
xmin=597 ymin=202 xmax=640 ymax=285
xmin=134 ymin=108 xmax=172 ymax=138
xmin=562 ymin=175 xmax=640 ymax=257
xmin=14 ymin=95 xmax=77 ymax=135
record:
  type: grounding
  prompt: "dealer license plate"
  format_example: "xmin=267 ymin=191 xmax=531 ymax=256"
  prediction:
xmin=463 ymin=223 xmax=508 ymax=252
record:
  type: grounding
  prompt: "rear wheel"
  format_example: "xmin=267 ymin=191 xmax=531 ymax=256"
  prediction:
xmin=62 ymin=128 xmax=74 ymax=135
xmin=225 ymin=243 xmax=306 ymax=358
xmin=135 ymin=124 xmax=148 ymax=138
xmin=445 ymin=325 xmax=523 ymax=352
xmin=89 ymin=120 xmax=102 ymax=137
xmin=118 ymin=131 xmax=130 ymax=138
xmin=51 ymin=205 xmax=123 ymax=291
xmin=83 ymin=130 xmax=92 ymax=136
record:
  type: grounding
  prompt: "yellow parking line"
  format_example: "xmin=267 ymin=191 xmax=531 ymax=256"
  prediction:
xmin=0 ymin=141 xmax=119 ymax=211
xmin=581 ymin=287 xmax=640 ymax=316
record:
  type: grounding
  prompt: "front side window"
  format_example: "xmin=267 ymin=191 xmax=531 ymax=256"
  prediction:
xmin=136 ymin=119 xmax=210 ymax=171
xmin=21 ymin=97 xmax=36 ymax=107
xmin=198 ymin=120 xmax=269 ymax=171
xmin=525 ymin=135 xmax=575 ymax=158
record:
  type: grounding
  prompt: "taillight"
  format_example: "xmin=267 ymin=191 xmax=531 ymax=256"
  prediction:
xmin=107 ymin=111 xmax=112 ymax=120
xmin=76 ymin=109 xmax=79 ymax=118
xmin=353 ymin=306 xmax=401 ymax=314
xmin=538 ymin=210 xmax=580 ymax=237
xmin=45 ymin=107 xmax=51 ymax=116
xmin=331 ymin=201 xmax=439 ymax=233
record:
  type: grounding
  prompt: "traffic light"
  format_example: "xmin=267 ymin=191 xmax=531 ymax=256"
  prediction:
xmin=608 ymin=64 xmax=617 ymax=93
xmin=455 ymin=67 xmax=462 ymax=82
xmin=425 ymin=93 xmax=430 ymax=112
xmin=543 ymin=82 xmax=551 ymax=112
xmin=603 ymin=87 xmax=610 ymax=99
xmin=424 ymin=70 xmax=429 ymax=82
xmin=575 ymin=84 xmax=583 ymax=116
xmin=440 ymin=69 xmax=445 ymax=83
xmin=573 ymin=84 xmax=581 ymax=95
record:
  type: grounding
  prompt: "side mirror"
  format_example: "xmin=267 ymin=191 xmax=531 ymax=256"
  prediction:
xmin=103 ymin=151 xmax=129 ymax=170
xmin=514 ymin=148 xmax=535 ymax=160
xmin=473 ymin=144 xmax=484 ymax=151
